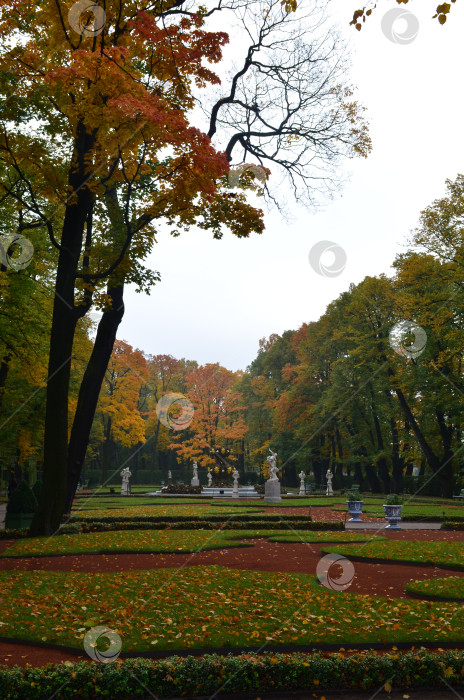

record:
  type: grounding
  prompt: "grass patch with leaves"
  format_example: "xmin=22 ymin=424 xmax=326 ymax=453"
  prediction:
xmin=321 ymin=541 xmax=464 ymax=568
xmin=72 ymin=497 xmax=210 ymax=510
xmin=71 ymin=504 xmax=265 ymax=519
xmin=406 ymin=576 xmax=464 ymax=600
xmin=0 ymin=567 xmax=463 ymax=651
xmin=1 ymin=529 xmax=381 ymax=557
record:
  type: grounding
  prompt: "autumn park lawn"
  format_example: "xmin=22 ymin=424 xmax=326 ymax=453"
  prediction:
xmin=1 ymin=529 xmax=383 ymax=557
xmin=406 ymin=577 xmax=464 ymax=601
xmin=1 ymin=566 xmax=463 ymax=651
xmin=321 ymin=541 xmax=464 ymax=568
xmin=71 ymin=503 xmax=267 ymax=519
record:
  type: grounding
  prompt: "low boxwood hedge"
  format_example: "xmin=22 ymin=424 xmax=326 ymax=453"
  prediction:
xmin=69 ymin=513 xmax=313 ymax=523
xmin=0 ymin=520 xmax=343 ymax=540
xmin=1 ymin=649 xmax=463 ymax=699
xmin=441 ymin=520 xmax=464 ymax=530
xmin=64 ymin=519 xmax=343 ymax=533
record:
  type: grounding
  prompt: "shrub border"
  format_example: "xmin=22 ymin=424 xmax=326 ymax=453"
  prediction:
xmin=2 ymin=649 xmax=464 ymax=699
xmin=0 ymin=520 xmax=344 ymax=541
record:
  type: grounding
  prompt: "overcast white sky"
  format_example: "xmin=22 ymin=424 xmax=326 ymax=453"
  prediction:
xmin=117 ymin=0 xmax=464 ymax=371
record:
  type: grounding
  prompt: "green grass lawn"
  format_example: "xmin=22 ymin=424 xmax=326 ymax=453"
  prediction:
xmin=321 ymin=541 xmax=464 ymax=568
xmin=406 ymin=576 xmax=464 ymax=600
xmin=72 ymin=497 xmax=215 ymax=510
xmin=0 ymin=566 xmax=462 ymax=651
xmin=1 ymin=529 xmax=382 ymax=557
xmin=71 ymin=504 xmax=266 ymax=519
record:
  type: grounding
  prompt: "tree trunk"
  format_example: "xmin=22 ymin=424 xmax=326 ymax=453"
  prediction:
xmin=0 ymin=354 xmax=11 ymax=417
xmin=390 ymin=417 xmax=403 ymax=493
xmin=372 ymin=410 xmax=390 ymax=493
xmin=64 ymin=285 xmax=124 ymax=513
xmin=102 ymin=416 xmax=113 ymax=486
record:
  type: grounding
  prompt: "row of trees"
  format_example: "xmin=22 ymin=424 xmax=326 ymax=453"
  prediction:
xmin=1 ymin=0 xmax=456 ymax=528
xmin=0 ymin=0 xmax=370 ymax=534
xmin=3 ymin=174 xmax=464 ymax=498
xmin=2 ymin=174 xmax=464 ymax=499
xmin=241 ymin=176 xmax=464 ymax=497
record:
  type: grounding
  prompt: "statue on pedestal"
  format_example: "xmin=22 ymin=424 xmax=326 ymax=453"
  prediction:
xmin=232 ymin=468 xmax=239 ymax=498
xmin=191 ymin=461 xmax=200 ymax=487
xmin=299 ymin=470 xmax=306 ymax=496
xmin=266 ymin=449 xmax=279 ymax=481
xmin=264 ymin=448 xmax=281 ymax=503
xmin=120 ymin=467 xmax=131 ymax=496
xmin=326 ymin=468 xmax=333 ymax=496
xmin=207 ymin=469 xmax=212 ymax=487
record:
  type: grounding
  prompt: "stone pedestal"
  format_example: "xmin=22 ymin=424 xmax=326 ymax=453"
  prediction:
xmin=264 ymin=480 xmax=282 ymax=503
xmin=191 ymin=477 xmax=199 ymax=486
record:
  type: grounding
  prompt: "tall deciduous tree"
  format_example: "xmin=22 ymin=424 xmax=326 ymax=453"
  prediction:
xmin=170 ymin=363 xmax=247 ymax=468
xmin=0 ymin=0 xmax=370 ymax=533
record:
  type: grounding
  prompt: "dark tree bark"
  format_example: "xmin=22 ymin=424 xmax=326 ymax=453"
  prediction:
xmin=372 ymin=410 xmax=391 ymax=493
xmin=394 ymin=386 xmax=454 ymax=496
xmin=64 ymin=285 xmax=124 ymax=513
xmin=0 ymin=354 xmax=11 ymax=417
xmin=30 ymin=123 xmax=95 ymax=536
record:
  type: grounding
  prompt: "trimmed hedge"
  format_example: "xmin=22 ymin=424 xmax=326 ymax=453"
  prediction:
xmin=0 ymin=520 xmax=343 ymax=539
xmin=161 ymin=484 xmax=202 ymax=494
xmin=442 ymin=520 xmax=464 ymax=530
xmin=1 ymin=649 xmax=464 ymax=699
xmin=65 ymin=520 xmax=343 ymax=533
xmin=70 ymin=513 xmax=313 ymax=523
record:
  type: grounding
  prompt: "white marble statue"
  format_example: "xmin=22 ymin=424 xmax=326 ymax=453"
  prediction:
xmin=120 ymin=467 xmax=131 ymax=496
xmin=326 ymin=468 xmax=333 ymax=496
xmin=299 ymin=470 xmax=306 ymax=496
xmin=232 ymin=468 xmax=240 ymax=498
xmin=207 ymin=469 xmax=212 ymax=487
xmin=191 ymin=461 xmax=200 ymax=487
xmin=267 ymin=449 xmax=279 ymax=481
xmin=168 ymin=470 xmax=172 ymax=480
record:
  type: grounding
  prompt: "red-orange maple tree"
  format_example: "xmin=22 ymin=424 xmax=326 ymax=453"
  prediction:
xmin=170 ymin=363 xmax=247 ymax=469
